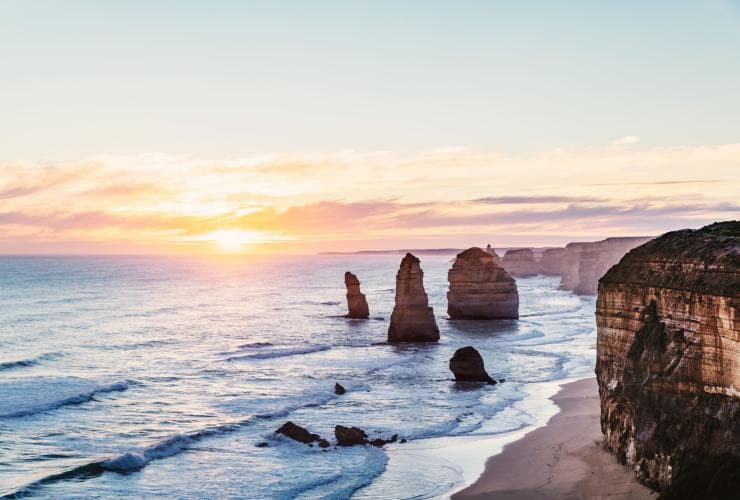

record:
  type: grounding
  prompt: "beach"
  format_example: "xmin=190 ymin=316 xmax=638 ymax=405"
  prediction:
xmin=452 ymin=377 xmax=655 ymax=499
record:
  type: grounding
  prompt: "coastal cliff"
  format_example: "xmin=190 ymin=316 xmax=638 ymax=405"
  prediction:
xmin=595 ymin=221 xmax=739 ymax=498
xmin=447 ymin=247 xmax=518 ymax=319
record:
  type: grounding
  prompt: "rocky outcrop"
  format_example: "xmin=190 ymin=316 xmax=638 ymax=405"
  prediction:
xmin=447 ymin=247 xmax=518 ymax=319
xmin=344 ymin=272 xmax=369 ymax=319
xmin=387 ymin=253 xmax=440 ymax=342
xmin=485 ymin=244 xmax=501 ymax=264
xmin=449 ymin=346 xmax=496 ymax=384
xmin=334 ymin=425 xmax=399 ymax=447
xmin=276 ymin=422 xmax=330 ymax=448
xmin=334 ymin=383 xmax=346 ymax=395
xmin=501 ymin=248 xmax=541 ymax=277
xmin=595 ymin=221 xmax=739 ymax=498
xmin=559 ymin=242 xmax=589 ymax=290
xmin=540 ymin=247 xmax=566 ymax=275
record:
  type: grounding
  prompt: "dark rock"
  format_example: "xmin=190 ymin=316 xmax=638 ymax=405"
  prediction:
xmin=399 ymin=438 xmax=407 ymax=443
xmin=256 ymin=442 xmax=269 ymax=448
xmin=334 ymin=425 xmax=368 ymax=446
xmin=276 ymin=421 xmax=323 ymax=445
xmin=318 ymin=438 xmax=330 ymax=449
xmin=334 ymin=383 xmax=346 ymax=395
xmin=449 ymin=346 xmax=496 ymax=384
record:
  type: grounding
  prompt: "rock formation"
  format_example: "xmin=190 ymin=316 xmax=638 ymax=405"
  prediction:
xmin=276 ymin=421 xmax=330 ymax=448
xmin=485 ymin=244 xmax=501 ymax=264
xmin=447 ymin=247 xmax=518 ymax=319
xmin=335 ymin=425 xmax=368 ymax=446
xmin=574 ymin=237 xmax=652 ymax=294
xmin=595 ymin=221 xmax=739 ymax=498
xmin=449 ymin=346 xmax=496 ymax=384
xmin=387 ymin=253 xmax=439 ymax=342
xmin=539 ymin=247 xmax=566 ymax=275
xmin=558 ymin=237 xmax=652 ymax=295
xmin=334 ymin=383 xmax=346 ymax=395
xmin=344 ymin=271 xmax=369 ymax=319
xmin=501 ymin=248 xmax=541 ymax=277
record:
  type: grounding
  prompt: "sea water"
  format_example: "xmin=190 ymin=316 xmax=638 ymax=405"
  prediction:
xmin=0 ymin=255 xmax=596 ymax=498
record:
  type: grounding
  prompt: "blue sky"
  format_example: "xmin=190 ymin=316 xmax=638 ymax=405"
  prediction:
xmin=1 ymin=0 xmax=739 ymax=160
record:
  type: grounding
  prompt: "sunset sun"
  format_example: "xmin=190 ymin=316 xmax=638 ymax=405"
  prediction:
xmin=208 ymin=230 xmax=260 ymax=253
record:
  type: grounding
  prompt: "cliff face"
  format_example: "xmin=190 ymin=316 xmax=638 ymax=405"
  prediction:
xmin=485 ymin=244 xmax=502 ymax=264
xmin=501 ymin=248 xmax=541 ymax=277
xmin=595 ymin=221 xmax=739 ymax=498
xmin=344 ymin=271 xmax=369 ymax=319
xmin=540 ymin=247 xmax=566 ymax=275
xmin=559 ymin=237 xmax=652 ymax=295
xmin=447 ymin=247 xmax=518 ymax=319
xmin=388 ymin=253 xmax=440 ymax=342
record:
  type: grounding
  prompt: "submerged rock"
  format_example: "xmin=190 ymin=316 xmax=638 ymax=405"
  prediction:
xmin=449 ymin=346 xmax=496 ymax=384
xmin=387 ymin=253 xmax=439 ymax=342
xmin=276 ymin=421 xmax=324 ymax=445
xmin=344 ymin=272 xmax=369 ymax=319
xmin=334 ymin=425 xmax=368 ymax=446
xmin=334 ymin=383 xmax=346 ymax=395
xmin=595 ymin=221 xmax=739 ymax=498
xmin=501 ymin=248 xmax=541 ymax=277
xmin=447 ymin=247 xmax=518 ymax=319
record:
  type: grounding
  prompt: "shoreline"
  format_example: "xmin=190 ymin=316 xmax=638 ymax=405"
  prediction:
xmin=451 ymin=377 xmax=655 ymax=499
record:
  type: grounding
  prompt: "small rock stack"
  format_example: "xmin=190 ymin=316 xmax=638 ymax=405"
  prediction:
xmin=344 ymin=271 xmax=369 ymax=319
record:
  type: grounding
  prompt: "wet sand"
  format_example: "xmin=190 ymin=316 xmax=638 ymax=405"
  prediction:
xmin=452 ymin=378 xmax=655 ymax=499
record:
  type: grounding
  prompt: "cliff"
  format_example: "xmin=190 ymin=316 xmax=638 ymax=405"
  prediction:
xmin=387 ymin=253 xmax=440 ymax=342
xmin=595 ymin=221 xmax=739 ymax=499
xmin=501 ymin=248 xmax=541 ymax=277
xmin=540 ymin=247 xmax=566 ymax=275
xmin=447 ymin=247 xmax=518 ymax=319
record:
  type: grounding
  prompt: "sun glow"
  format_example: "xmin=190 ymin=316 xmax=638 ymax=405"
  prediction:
xmin=207 ymin=230 xmax=262 ymax=253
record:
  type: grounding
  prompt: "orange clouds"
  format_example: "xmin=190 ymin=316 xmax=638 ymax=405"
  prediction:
xmin=1 ymin=143 xmax=738 ymax=254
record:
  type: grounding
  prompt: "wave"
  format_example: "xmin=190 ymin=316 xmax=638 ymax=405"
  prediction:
xmin=237 ymin=341 xmax=273 ymax=349
xmin=226 ymin=345 xmax=331 ymax=361
xmin=0 ymin=352 xmax=63 ymax=371
xmin=0 ymin=381 xmax=131 ymax=419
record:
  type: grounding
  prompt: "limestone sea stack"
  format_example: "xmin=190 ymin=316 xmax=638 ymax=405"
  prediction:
xmin=595 ymin=221 xmax=739 ymax=498
xmin=344 ymin=271 xmax=369 ymax=319
xmin=484 ymin=244 xmax=502 ymax=264
xmin=501 ymin=248 xmax=541 ymax=277
xmin=574 ymin=237 xmax=652 ymax=294
xmin=447 ymin=247 xmax=518 ymax=319
xmin=387 ymin=253 xmax=440 ymax=342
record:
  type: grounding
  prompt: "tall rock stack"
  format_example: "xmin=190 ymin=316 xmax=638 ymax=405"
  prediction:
xmin=344 ymin=271 xmax=369 ymax=319
xmin=595 ymin=221 xmax=739 ymax=498
xmin=559 ymin=242 xmax=588 ymax=290
xmin=387 ymin=253 xmax=439 ymax=342
xmin=447 ymin=247 xmax=518 ymax=319
xmin=501 ymin=248 xmax=541 ymax=277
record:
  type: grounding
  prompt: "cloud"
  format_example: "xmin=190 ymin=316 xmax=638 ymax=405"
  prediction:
xmin=611 ymin=135 xmax=639 ymax=146
xmin=472 ymin=195 xmax=604 ymax=204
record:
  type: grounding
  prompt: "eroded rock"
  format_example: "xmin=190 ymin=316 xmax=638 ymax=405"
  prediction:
xmin=595 ymin=221 xmax=739 ymax=498
xmin=447 ymin=247 xmax=518 ymax=319
xmin=387 ymin=253 xmax=439 ymax=342
xmin=344 ymin=271 xmax=369 ymax=319
xmin=334 ymin=425 xmax=368 ymax=446
xmin=276 ymin=421 xmax=325 ymax=445
xmin=501 ymin=248 xmax=541 ymax=277
xmin=449 ymin=346 xmax=496 ymax=384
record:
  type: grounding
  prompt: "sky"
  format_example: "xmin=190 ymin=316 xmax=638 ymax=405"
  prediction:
xmin=1 ymin=1 xmax=738 ymax=254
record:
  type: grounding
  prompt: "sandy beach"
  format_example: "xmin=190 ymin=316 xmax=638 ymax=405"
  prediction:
xmin=452 ymin=378 xmax=655 ymax=499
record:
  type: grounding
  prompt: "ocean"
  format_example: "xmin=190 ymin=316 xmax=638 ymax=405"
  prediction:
xmin=0 ymin=255 xmax=596 ymax=498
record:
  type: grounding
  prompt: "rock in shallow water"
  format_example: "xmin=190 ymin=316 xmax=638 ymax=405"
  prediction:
xmin=449 ymin=346 xmax=496 ymax=384
xmin=334 ymin=425 xmax=368 ymax=446
xmin=344 ymin=271 xmax=369 ymax=319
xmin=334 ymin=383 xmax=346 ymax=395
xmin=387 ymin=253 xmax=439 ymax=342
xmin=276 ymin=421 xmax=324 ymax=445
xmin=447 ymin=247 xmax=518 ymax=319
xmin=595 ymin=221 xmax=739 ymax=498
